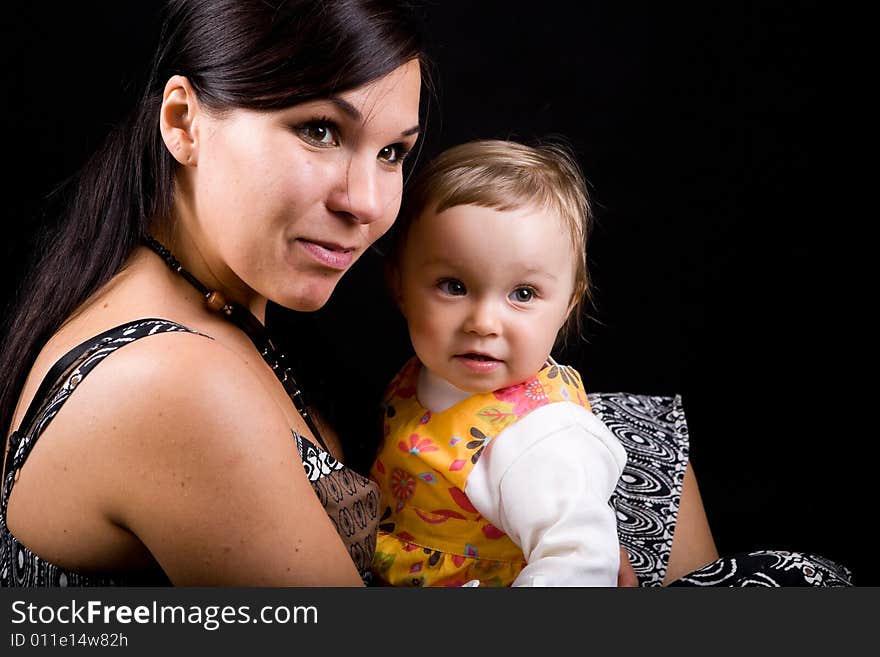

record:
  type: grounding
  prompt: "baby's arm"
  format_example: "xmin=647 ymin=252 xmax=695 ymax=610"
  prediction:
xmin=467 ymin=403 xmax=627 ymax=586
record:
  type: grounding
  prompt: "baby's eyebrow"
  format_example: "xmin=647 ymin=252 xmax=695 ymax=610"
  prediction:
xmin=519 ymin=267 xmax=558 ymax=281
xmin=420 ymin=259 xmax=558 ymax=282
xmin=419 ymin=256 xmax=459 ymax=267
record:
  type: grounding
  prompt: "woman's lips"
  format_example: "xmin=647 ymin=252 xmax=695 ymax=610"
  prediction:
xmin=297 ymin=239 xmax=355 ymax=270
xmin=454 ymin=354 xmax=502 ymax=373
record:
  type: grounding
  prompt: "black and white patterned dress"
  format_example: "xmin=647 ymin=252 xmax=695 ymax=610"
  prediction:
xmin=589 ymin=393 xmax=853 ymax=587
xmin=1 ymin=318 xmax=378 ymax=587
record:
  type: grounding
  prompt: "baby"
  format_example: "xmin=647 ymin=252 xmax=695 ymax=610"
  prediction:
xmin=371 ymin=140 xmax=627 ymax=586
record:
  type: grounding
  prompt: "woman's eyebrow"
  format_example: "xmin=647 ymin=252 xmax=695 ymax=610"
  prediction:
xmin=329 ymin=96 xmax=362 ymax=120
xmin=329 ymin=96 xmax=420 ymax=137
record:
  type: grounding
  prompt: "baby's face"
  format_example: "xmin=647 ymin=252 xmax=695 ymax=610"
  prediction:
xmin=397 ymin=202 xmax=576 ymax=393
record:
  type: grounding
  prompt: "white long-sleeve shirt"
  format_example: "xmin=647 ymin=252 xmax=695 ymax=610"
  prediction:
xmin=417 ymin=366 xmax=627 ymax=586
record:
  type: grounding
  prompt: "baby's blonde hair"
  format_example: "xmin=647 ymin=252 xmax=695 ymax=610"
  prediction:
xmin=391 ymin=139 xmax=593 ymax=344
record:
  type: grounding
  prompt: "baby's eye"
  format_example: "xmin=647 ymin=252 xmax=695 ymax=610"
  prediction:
xmin=378 ymin=143 xmax=411 ymax=166
xmin=438 ymin=279 xmax=467 ymax=296
xmin=510 ymin=287 xmax=536 ymax=303
xmin=295 ymin=121 xmax=339 ymax=147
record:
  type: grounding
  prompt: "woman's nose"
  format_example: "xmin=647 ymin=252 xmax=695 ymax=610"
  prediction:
xmin=327 ymin=155 xmax=385 ymax=225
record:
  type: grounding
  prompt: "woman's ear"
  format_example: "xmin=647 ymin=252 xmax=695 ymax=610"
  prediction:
xmin=159 ymin=75 xmax=201 ymax=166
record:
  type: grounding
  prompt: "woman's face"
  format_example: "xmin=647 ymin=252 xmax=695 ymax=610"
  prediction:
xmin=177 ymin=59 xmax=422 ymax=312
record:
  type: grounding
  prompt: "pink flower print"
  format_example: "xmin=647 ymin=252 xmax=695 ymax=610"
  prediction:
xmin=398 ymin=433 xmax=439 ymax=455
xmin=418 ymin=472 xmax=437 ymax=484
xmin=449 ymin=459 xmax=466 ymax=471
xmin=524 ymin=379 xmax=549 ymax=403
xmin=390 ymin=468 xmax=417 ymax=505
xmin=493 ymin=377 xmax=549 ymax=417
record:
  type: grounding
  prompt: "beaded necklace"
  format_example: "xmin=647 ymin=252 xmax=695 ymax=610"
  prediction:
xmin=143 ymin=235 xmax=329 ymax=451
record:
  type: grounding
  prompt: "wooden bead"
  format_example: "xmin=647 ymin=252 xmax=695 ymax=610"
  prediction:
xmin=205 ymin=290 xmax=227 ymax=312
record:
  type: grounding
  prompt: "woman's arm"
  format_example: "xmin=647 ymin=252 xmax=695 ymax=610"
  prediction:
xmin=86 ymin=333 xmax=363 ymax=586
xmin=618 ymin=547 xmax=638 ymax=586
xmin=662 ymin=462 xmax=719 ymax=585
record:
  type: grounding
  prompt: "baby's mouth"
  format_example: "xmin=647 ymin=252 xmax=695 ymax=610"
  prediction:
xmin=457 ymin=353 xmax=500 ymax=362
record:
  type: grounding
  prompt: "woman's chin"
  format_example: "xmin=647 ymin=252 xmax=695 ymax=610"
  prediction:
xmin=274 ymin=285 xmax=336 ymax=313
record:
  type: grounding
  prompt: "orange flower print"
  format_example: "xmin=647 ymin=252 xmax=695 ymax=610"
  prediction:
xmin=390 ymin=468 xmax=417 ymax=508
xmin=494 ymin=377 xmax=549 ymax=417
xmin=398 ymin=433 xmax=439 ymax=455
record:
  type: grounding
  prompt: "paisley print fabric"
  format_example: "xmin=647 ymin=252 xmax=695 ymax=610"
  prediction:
xmin=587 ymin=393 xmax=689 ymax=586
xmin=668 ymin=550 xmax=853 ymax=587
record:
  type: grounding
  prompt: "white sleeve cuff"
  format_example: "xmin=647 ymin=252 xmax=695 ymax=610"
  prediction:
xmin=466 ymin=402 xmax=626 ymax=586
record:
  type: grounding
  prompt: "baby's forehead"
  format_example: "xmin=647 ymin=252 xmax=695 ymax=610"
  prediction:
xmin=413 ymin=201 xmax=573 ymax=250
xmin=407 ymin=202 xmax=575 ymax=264
xmin=419 ymin=199 xmax=562 ymax=226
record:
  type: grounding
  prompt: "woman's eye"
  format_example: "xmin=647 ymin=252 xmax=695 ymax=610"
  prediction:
xmin=510 ymin=287 xmax=535 ymax=303
xmin=296 ymin=121 xmax=339 ymax=147
xmin=378 ymin=143 xmax=410 ymax=165
xmin=438 ymin=279 xmax=466 ymax=296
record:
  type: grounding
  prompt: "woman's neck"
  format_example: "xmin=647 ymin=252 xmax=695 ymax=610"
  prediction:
xmin=150 ymin=221 xmax=267 ymax=324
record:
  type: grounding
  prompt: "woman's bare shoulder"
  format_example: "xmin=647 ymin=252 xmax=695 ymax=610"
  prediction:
xmin=67 ymin=328 xmax=284 ymax=454
xmin=58 ymin=329 xmax=362 ymax=585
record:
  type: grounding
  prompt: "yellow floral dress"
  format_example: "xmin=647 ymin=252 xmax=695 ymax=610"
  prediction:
xmin=371 ymin=357 xmax=592 ymax=587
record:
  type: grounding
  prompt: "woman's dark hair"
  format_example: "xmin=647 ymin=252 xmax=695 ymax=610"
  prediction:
xmin=0 ymin=0 xmax=430 ymax=440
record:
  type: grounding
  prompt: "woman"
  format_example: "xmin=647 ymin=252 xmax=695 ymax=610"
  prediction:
xmin=1 ymin=0 xmax=426 ymax=586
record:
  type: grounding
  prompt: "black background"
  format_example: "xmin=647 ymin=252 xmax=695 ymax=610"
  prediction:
xmin=2 ymin=2 xmax=866 ymax=583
